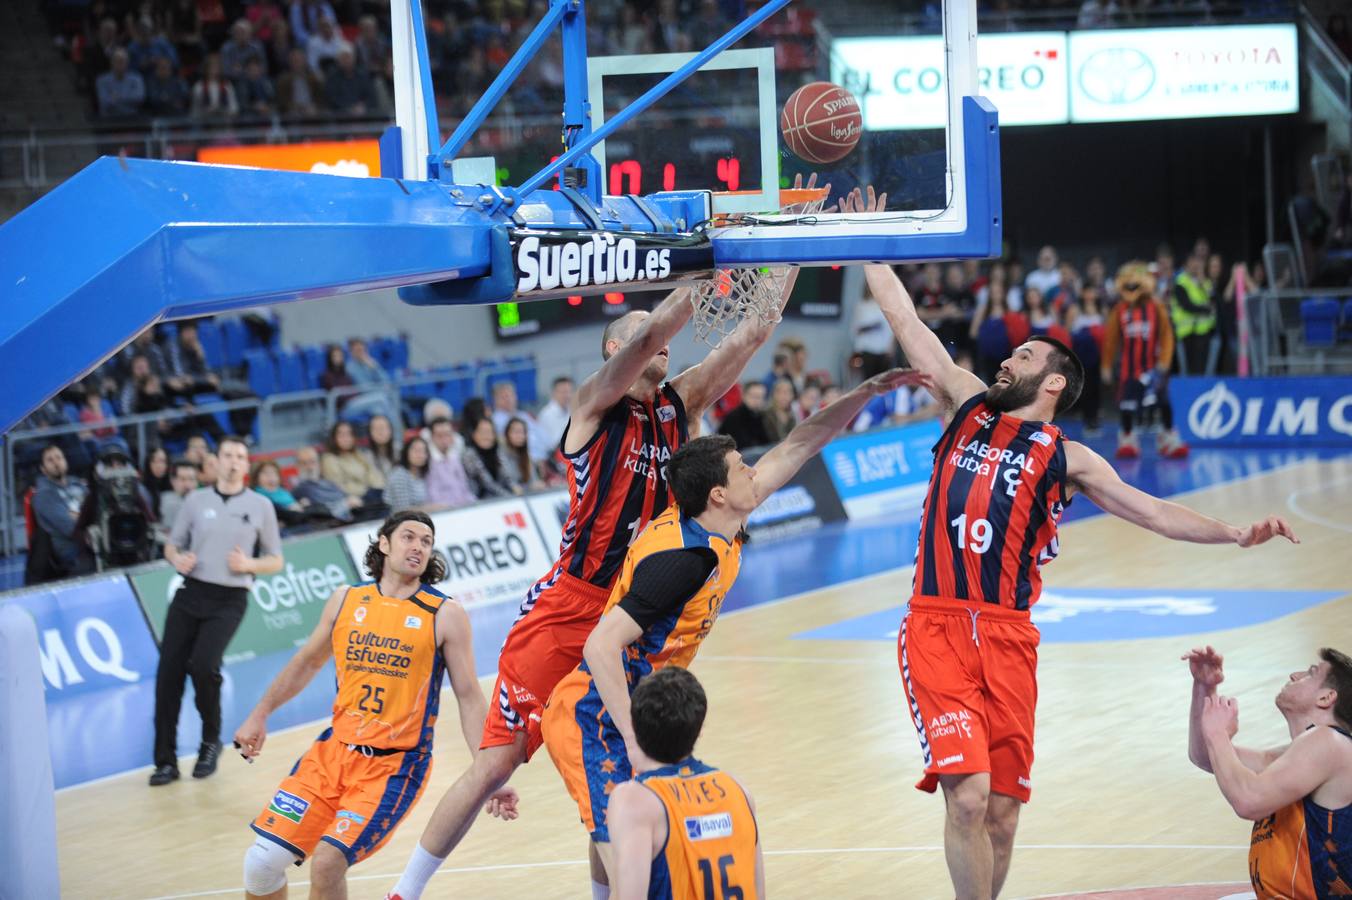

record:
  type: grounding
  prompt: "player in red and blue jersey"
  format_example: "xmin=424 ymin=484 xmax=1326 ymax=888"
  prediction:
xmin=389 ymin=262 xmax=810 ymax=899
xmin=843 ymin=186 xmax=1299 ymax=900
xmin=1187 ymin=645 xmax=1352 ymax=899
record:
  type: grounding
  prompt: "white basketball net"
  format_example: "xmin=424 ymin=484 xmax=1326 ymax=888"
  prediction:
xmin=689 ymin=190 xmax=828 ymax=348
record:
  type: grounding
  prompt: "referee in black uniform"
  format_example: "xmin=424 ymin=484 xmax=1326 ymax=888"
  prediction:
xmin=151 ymin=435 xmax=283 ymax=786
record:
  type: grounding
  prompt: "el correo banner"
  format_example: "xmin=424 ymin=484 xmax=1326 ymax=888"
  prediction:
xmin=342 ymin=497 xmax=556 ymax=609
xmin=832 ymin=32 xmax=1070 ymax=130
xmin=1068 ymin=23 xmax=1298 ymax=123
xmin=129 ymin=533 xmax=358 ymax=664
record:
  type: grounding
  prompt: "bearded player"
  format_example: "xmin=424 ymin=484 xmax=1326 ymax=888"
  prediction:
xmin=843 ymin=186 xmax=1300 ymax=900
xmin=388 ymin=193 xmax=821 ymax=899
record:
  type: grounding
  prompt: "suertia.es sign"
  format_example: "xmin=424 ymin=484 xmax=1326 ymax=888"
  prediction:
xmin=1172 ymin=376 xmax=1352 ymax=446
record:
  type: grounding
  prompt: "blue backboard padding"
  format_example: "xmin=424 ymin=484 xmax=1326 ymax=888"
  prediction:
xmin=0 ymin=157 xmax=495 ymax=433
xmin=712 ymin=96 xmax=1002 ymax=266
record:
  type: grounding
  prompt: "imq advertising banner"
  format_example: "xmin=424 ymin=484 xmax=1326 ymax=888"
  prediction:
xmin=1172 ymin=376 xmax=1352 ymax=446
xmin=2 ymin=574 xmax=160 ymax=695
xmin=130 ymin=533 xmax=358 ymax=663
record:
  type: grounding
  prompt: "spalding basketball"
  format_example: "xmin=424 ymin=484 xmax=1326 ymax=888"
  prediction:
xmin=780 ymin=82 xmax=862 ymax=165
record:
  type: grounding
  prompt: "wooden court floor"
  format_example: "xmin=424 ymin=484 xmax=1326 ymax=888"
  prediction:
xmin=56 ymin=454 xmax=1352 ymax=899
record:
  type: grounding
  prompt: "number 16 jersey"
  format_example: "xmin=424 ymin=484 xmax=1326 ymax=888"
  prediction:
xmin=912 ymin=393 xmax=1070 ymax=611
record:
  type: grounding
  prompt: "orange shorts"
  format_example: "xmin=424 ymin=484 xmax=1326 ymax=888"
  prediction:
xmin=898 ymin=596 xmax=1039 ymax=803
xmin=480 ymin=568 xmax=612 ymax=761
xmin=251 ymin=728 xmax=432 ymax=864
xmin=540 ymin=668 xmax=628 ymax=841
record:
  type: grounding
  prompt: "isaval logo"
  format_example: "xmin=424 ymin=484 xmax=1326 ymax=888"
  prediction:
xmin=684 ymin=812 xmax=734 ymax=841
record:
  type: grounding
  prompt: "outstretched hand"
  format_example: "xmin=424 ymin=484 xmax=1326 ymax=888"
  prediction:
xmin=864 ymin=368 xmax=934 ymax=395
xmin=838 ymin=185 xmax=888 ymax=215
xmin=1236 ymin=516 xmax=1299 ymax=548
xmin=1182 ymin=645 xmax=1225 ymax=688
xmin=783 ymin=172 xmax=833 ymax=214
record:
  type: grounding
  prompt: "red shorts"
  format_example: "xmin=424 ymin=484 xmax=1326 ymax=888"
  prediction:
xmin=898 ymin=596 xmax=1039 ymax=802
xmin=480 ymin=567 xmax=613 ymax=761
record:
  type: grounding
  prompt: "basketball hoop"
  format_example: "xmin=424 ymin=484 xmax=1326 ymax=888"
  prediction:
xmin=691 ymin=186 xmax=830 ymax=348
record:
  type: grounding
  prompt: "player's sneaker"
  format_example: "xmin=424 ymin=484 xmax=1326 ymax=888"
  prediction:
xmin=1115 ymin=432 xmax=1140 ymax=459
xmin=1157 ymin=429 xmax=1190 ymax=458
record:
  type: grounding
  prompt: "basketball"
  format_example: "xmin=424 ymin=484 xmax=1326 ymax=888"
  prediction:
xmin=780 ymin=82 xmax=862 ymax=165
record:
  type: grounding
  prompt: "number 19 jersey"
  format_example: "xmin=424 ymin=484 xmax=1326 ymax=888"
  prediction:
xmin=913 ymin=393 xmax=1070 ymax=611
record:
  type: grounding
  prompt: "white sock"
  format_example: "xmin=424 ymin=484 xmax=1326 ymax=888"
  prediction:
xmin=390 ymin=843 xmax=446 ymax=900
xmin=591 ymin=880 xmax=610 ymax=900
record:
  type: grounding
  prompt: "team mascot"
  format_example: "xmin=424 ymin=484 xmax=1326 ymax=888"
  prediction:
xmin=1100 ymin=262 xmax=1189 ymax=459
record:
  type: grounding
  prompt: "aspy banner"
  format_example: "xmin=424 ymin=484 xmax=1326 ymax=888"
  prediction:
xmin=822 ymin=419 xmax=942 ymax=519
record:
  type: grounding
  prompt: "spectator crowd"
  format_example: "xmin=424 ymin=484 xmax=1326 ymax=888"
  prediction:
xmin=54 ymin=0 xmax=759 ymax=123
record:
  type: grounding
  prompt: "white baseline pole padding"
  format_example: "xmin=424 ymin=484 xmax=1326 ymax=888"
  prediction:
xmin=0 ymin=603 xmax=60 ymax=900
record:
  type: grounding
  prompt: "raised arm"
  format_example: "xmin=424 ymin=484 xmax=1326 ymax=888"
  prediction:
xmin=1201 ymin=697 xmax=1338 ymax=820
xmin=1065 ymin=441 xmax=1299 ymax=546
xmin=567 ymin=287 xmax=695 ymax=452
xmin=233 ymin=586 xmax=346 ymax=759
xmin=1182 ymin=646 xmax=1285 ymax=774
xmin=752 ymin=369 xmax=927 ymax=502
xmin=841 ymin=188 xmax=985 ymax=415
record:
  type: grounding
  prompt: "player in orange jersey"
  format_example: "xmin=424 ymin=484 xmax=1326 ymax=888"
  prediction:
xmin=609 ymin=667 xmax=764 ymax=900
xmin=390 ymin=179 xmax=830 ymax=900
xmin=233 ymin=511 xmax=517 ymax=899
xmin=542 ymin=370 xmax=917 ymax=889
xmin=1186 ymin=645 xmax=1352 ymax=899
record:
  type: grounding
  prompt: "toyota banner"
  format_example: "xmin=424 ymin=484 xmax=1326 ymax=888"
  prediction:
xmin=1172 ymin=376 xmax=1352 ymax=446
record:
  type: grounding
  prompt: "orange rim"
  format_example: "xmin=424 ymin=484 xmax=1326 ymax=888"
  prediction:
xmin=710 ymin=187 xmax=830 ymax=222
